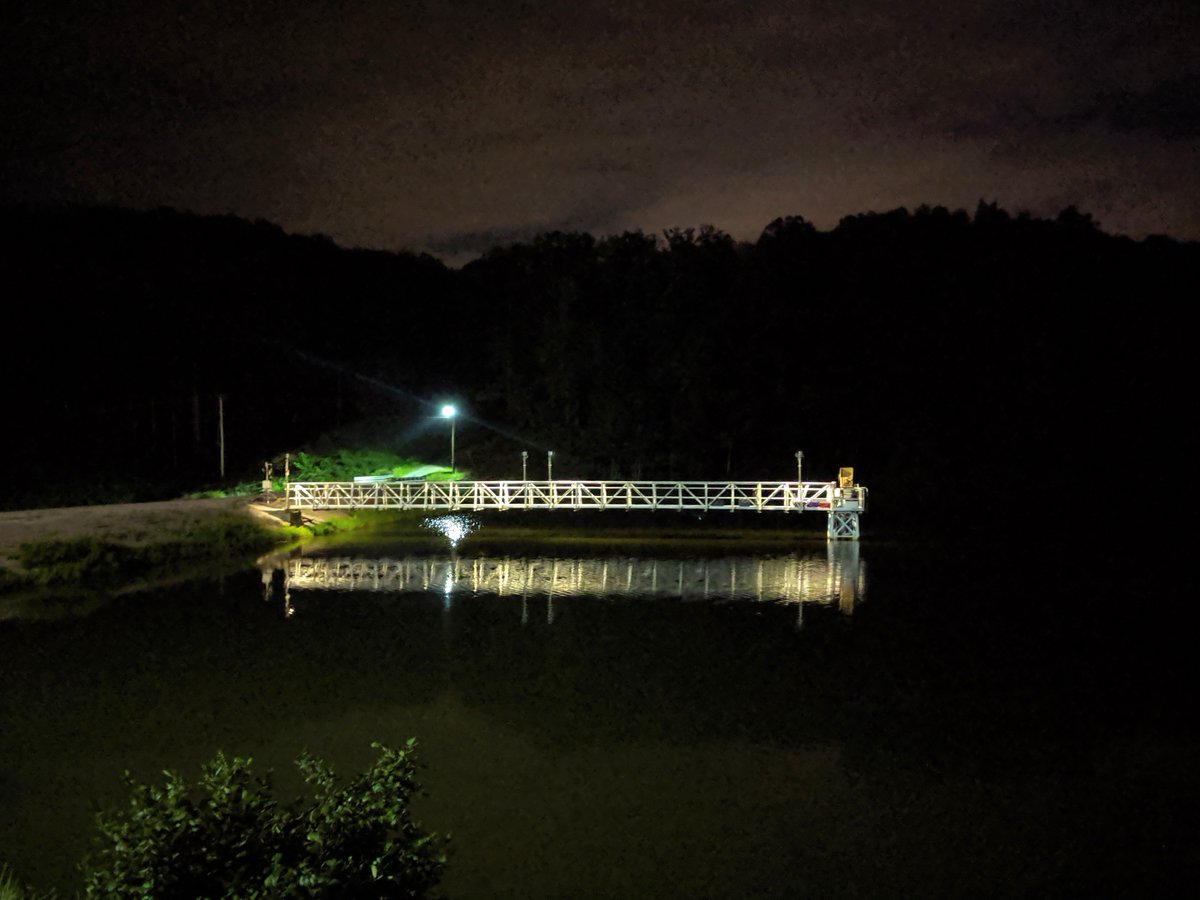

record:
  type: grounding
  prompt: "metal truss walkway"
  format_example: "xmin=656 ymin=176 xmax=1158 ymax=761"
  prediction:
xmin=287 ymin=479 xmax=866 ymax=539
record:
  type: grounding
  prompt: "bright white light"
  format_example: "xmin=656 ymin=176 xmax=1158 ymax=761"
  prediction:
xmin=422 ymin=514 xmax=480 ymax=548
xmin=441 ymin=404 xmax=456 ymax=418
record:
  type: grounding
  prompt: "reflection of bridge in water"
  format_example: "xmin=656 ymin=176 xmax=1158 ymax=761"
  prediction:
xmin=264 ymin=544 xmax=864 ymax=624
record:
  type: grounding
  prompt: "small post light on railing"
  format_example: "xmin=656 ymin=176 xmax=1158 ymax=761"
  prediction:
xmin=522 ymin=450 xmax=528 ymax=481
xmin=547 ymin=450 xmax=554 ymax=481
xmin=794 ymin=450 xmax=805 ymax=508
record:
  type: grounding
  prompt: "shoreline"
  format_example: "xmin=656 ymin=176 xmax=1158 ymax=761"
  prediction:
xmin=0 ymin=498 xmax=302 ymax=602
xmin=0 ymin=497 xmax=863 ymax=604
xmin=0 ymin=497 xmax=279 ymax=566
xmin=0 ymin=497 xmax=859 ymax=567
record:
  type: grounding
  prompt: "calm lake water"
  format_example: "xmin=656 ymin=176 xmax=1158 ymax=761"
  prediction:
xmin=1 ymin=536 xmax=1196 ymax=897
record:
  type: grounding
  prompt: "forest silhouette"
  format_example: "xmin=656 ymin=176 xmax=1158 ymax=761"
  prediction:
xmin=1 ymin=202 xmax=1190 ymax=536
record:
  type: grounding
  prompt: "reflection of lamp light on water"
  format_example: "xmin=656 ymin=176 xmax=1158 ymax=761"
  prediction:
xmin=422 ymin=515 xmax=480 ymax=548
xmin=421 ymin=516 xmax=478 ymax=608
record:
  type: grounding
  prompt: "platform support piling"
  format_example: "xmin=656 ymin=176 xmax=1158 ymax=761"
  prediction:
xmin=826 ymin=511 xmax=861 ymax=540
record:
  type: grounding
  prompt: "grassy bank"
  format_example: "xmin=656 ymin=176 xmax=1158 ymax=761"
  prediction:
xmin=2 ymin=515 xmax=291 ymax=597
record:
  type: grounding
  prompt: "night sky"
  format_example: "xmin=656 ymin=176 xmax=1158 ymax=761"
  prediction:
xmin=3 ymin=0 xmax=1198 ymax=260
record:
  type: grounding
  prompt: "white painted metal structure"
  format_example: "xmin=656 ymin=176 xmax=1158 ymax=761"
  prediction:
xmin=287 ymin=480 xmax=866 ymax=539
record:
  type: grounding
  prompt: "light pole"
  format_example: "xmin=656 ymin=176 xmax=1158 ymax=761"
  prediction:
xmin=521 ymin=451 xmax=528 ymax=481
xmin=441 ymin=405 xmax=457 ymax=474
xmin=547 ymin=450 xmax=554 ymax=481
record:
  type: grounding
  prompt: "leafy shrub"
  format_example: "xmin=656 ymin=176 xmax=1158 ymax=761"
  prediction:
xmin=287 ymin=450 xmax=428 ymax=482
xmin=81 ymin=741 xmax=447 ymax=898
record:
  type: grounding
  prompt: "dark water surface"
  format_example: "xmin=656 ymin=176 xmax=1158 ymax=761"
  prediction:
xmin=1 ymin=538 xmax=1196 ymax=897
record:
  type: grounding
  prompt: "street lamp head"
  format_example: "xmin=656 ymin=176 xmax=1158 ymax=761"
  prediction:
xmin=441 ymin=404 xmax=457 ymax=418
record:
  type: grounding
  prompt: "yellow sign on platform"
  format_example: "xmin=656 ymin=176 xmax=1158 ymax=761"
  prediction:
xmin=838 ymin=467 xmax=855 ymax=488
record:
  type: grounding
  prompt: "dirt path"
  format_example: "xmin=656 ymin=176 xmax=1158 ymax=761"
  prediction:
xmin=0 ymin=497 xmax=286 ymax=569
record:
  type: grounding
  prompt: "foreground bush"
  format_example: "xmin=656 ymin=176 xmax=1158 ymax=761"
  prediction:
xmin=81 ymin=741 xmax=446 ymax=898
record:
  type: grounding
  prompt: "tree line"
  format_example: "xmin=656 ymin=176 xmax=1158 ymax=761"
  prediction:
xmin=0 ymin=201 xmax=1191 ymax=535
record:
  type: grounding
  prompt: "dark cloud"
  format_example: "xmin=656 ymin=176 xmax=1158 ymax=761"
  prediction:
xmin=2 ymin=0 xmax=1198 ymax=253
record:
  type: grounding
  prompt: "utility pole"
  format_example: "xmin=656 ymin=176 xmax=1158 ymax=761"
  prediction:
xmin=522 ymin=451 xmax=528 ymax=481
xmin=218 ymin=395 xmax=225 ymax=480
